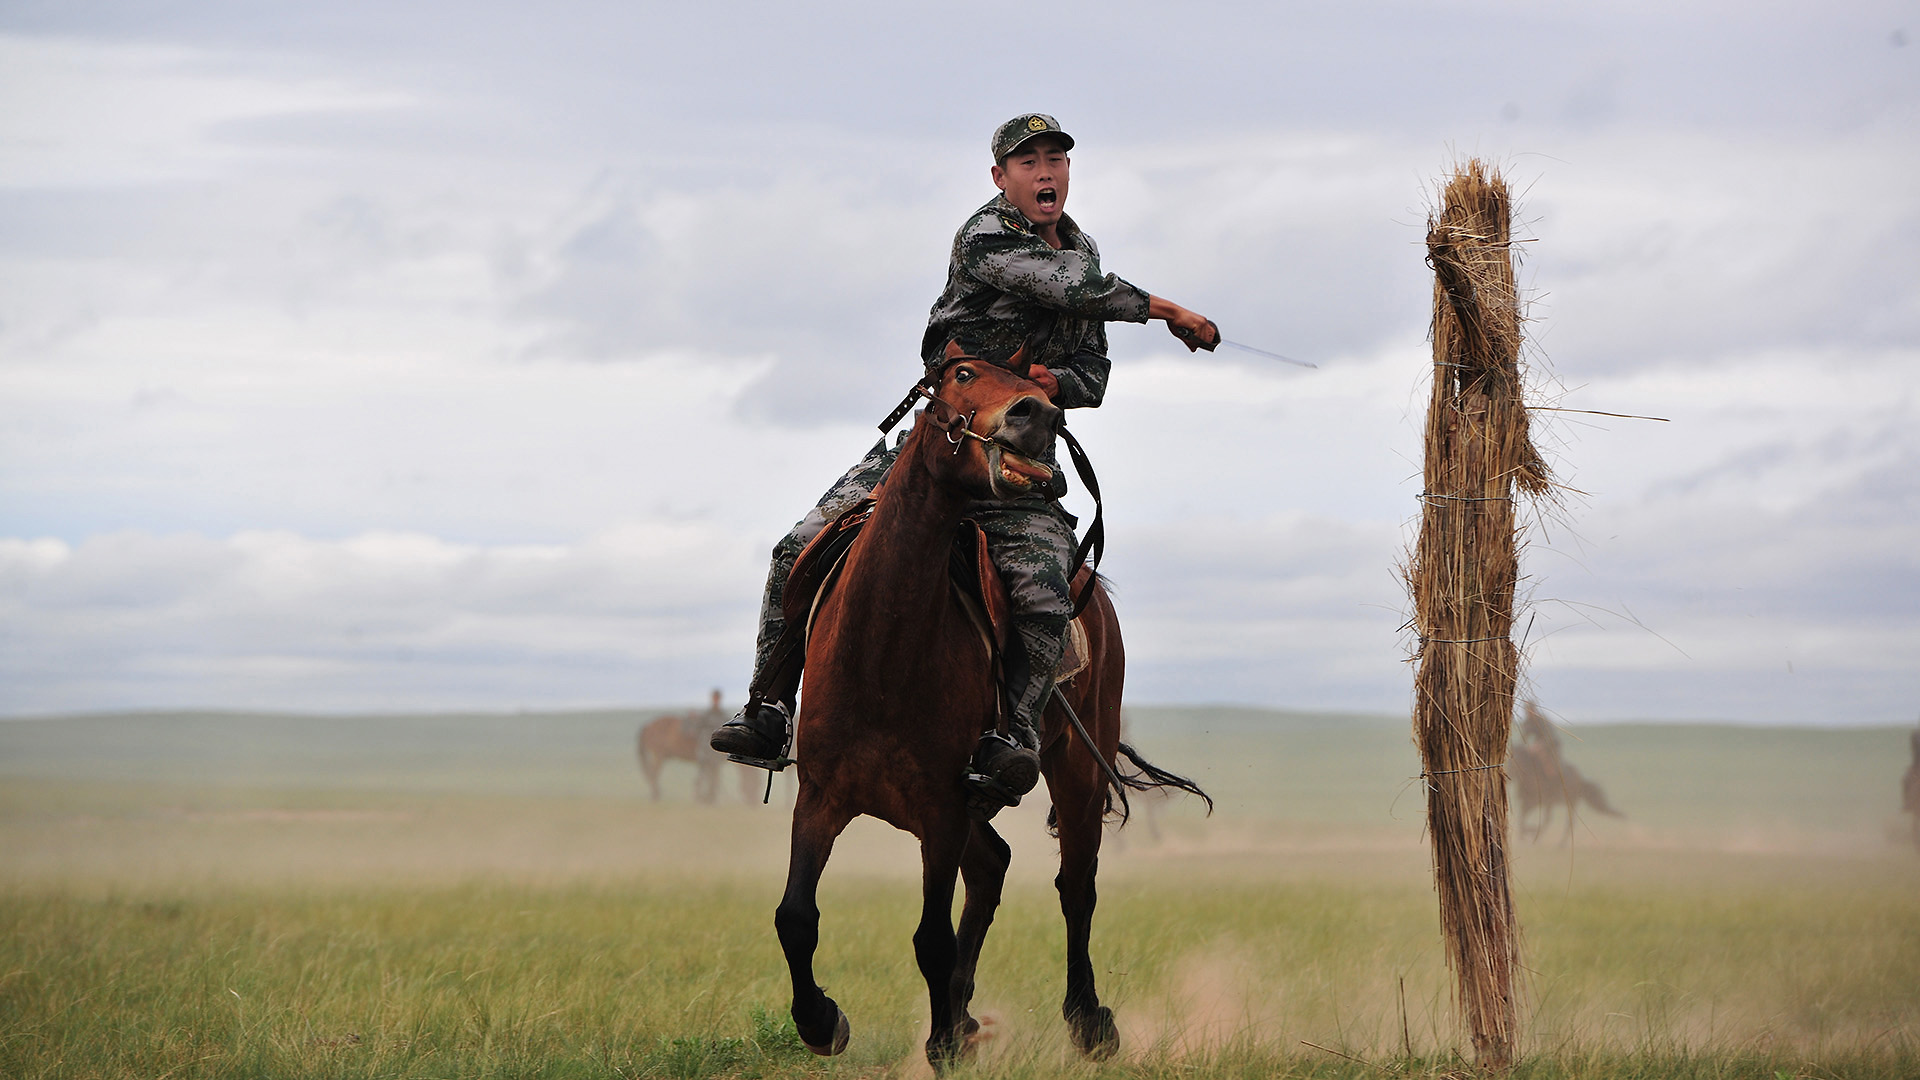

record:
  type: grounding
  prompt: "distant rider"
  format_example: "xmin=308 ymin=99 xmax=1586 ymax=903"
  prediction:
xmin=681 ymin=688 xmax=725 ymax=742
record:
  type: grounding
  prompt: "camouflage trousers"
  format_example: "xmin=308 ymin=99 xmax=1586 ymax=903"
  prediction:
xmin=750 ymin=434 xmax=1077 ymax=751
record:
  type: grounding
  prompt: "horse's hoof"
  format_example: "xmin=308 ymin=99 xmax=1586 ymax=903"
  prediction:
xmin=955 ymin=1012 xmax=1000 ymax=1060
xmin=802 ymin=1006 xmax=850 ymax=1056
xmin=1070 ymin=1005 xmax=1118 ymax=1060
xmin=925 ymin=1036 xmax=962 ymax=1073
xmin=926 ymin=1016 xmax=987 ymax=1073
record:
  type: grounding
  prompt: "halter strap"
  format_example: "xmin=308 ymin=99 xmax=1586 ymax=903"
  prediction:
xmin=878 ymin=340 xmax=1032 ymax=435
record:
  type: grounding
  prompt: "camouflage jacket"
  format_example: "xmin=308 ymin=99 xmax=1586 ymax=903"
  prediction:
xmin=920 ymin=195 xmax=1151 ymax=410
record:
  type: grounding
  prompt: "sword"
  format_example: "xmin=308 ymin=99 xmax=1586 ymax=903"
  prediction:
xmin=1174 ymin=322 xmax=1318 ymax=368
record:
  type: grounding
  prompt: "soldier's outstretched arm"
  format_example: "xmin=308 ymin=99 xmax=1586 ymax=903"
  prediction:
xmin=962 ymin=222 xmax=1151 ymax=323
xmin=1147 ymin=296 xmax=1219 ymax=352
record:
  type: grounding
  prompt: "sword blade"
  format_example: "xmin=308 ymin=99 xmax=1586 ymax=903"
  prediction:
xmin=1218 ymin=339 xmax=1317 ymax=368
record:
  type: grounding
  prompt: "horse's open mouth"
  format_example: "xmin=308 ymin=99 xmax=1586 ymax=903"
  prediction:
xmin=989 ymin=445 xmax=1053 ymax=492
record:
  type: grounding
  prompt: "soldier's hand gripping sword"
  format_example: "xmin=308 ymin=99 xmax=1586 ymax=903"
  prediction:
xmin=1174 ymin=321 xmax=1318 ymax=368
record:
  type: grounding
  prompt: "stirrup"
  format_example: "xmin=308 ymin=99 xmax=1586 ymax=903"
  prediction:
xmin=713 ymin=700 xmax=794 ymax=772
xmin=964 ymin=732 xmax=1039 ymax=819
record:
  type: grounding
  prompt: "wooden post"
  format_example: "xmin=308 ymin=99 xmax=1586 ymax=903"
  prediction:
xmin=1411 ymin=159 xmax=1548 ymax=1071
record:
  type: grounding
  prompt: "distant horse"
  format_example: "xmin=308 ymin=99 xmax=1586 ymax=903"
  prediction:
xmin=1511 ymin=738 xmax=1623 ymax=844
xmin=770 ymin=358 xmax=1206 ymax=1070
xmin=637 ymin=690 xmax=728 ymax=803
xmin=1902 ymin=728 xmax=1920 ymax=852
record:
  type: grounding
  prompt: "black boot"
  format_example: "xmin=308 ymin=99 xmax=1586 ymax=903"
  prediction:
xmin=965 ymin=732 xmax=1042 ymax=819
xmin=710 ymin=699 xmax=792 ymax=766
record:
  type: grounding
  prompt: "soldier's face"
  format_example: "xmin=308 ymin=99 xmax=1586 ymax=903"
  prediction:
xmin=992 ymin=138 xmax=1070 ymax=228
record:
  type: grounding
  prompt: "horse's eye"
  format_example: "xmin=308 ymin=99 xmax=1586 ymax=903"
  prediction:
xmin=953 ymin=366 xmax=975 ymax=384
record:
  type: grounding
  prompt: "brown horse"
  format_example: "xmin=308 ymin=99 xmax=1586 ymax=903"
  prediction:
xmin=637 ymin=690 xmax=729 ymax=802
xmin=772 ymin=359 xmax=1202 ymax=1070
xmin=1511 ymin=737 xmax=1623 ymax=844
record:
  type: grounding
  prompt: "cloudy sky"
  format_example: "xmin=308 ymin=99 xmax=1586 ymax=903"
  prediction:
xmin=2 ymin=1 xmax=1915 ymax=723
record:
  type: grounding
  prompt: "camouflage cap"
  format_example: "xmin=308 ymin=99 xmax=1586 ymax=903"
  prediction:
xmin=991 ymin=113 xmax=1075 ymax=162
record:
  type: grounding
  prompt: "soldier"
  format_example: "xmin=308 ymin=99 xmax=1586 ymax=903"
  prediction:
xmin=712 ymin=113 xmax=1217 ymax=811
xmin=680 ymin=688 xmax=725 ymax=742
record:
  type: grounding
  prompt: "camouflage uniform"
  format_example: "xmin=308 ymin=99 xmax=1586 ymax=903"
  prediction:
xmin=749 ymin=194 xmax=1148 ymax=749
xmin=921 ymin=193 xmax=1150 ymax=389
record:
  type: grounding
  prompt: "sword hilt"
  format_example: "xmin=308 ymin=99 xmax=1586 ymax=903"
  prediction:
xmin=1173 ymin=320 xmax=1220 ymax=352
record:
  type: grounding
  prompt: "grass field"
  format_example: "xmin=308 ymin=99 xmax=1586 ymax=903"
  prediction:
xmin=2 ymin=708 xmax=1917 ymax=1078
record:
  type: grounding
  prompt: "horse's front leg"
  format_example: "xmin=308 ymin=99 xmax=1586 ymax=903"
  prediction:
xmin=914 ymin=812 xmax=971 ymax=1071
xmin=640 ymin=744 xmax=662 ymax=801
xmin=950 ymin=819 xmax=1012 ymax=1039
xmin=695 ymin=757 xmax=718 ymax=804
xmin=775 ymin=784 xmax=853 ymax=1055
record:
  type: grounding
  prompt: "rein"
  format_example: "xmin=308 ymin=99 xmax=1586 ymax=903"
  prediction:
xmin=1056 ymin=423 xmax=1104 ymax=613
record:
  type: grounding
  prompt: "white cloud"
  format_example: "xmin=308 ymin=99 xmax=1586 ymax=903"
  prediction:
xmin=0 ymin=9 xmax=1915 ymax=721
xmin=0 ymin=525 xmax=765 ymax=714
xmin=0 ymin=34 xmax=413 ymax=188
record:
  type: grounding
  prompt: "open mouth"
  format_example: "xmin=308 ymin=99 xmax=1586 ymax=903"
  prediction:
xmin=988 ymin=445 xmax=1053 ymax=492
xmin=1035 ymin=187 xmax=1058 ymax=211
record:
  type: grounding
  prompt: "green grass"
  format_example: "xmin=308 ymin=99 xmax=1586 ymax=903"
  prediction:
xmin=4 ymin=870 xmax=1916 ymax=1078
xmin=2 ymin=708 xmax=1917 ymax=1078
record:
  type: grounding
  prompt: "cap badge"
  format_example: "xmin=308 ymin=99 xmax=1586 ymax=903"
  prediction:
xmin=1026 ymin=116 xmax=1048 ymax=132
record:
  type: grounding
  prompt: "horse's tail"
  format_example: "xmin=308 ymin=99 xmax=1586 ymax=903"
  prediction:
xmin=1109 ymin=740 xmax=1213 ymax=824
xmin=1580 ymin=778 xmax=1624 ymax=818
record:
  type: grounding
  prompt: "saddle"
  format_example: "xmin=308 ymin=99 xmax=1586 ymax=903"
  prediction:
xmin=750 ymin=497 xmax=1092 ymax=731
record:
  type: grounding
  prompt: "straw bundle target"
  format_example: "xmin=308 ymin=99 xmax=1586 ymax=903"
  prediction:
xmin=1410 ymin=159 xmax=1549 ymax=1071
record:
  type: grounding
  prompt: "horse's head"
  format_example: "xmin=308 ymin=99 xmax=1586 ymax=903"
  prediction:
xmin=920 ymin=359 xmax=1062 ymax=501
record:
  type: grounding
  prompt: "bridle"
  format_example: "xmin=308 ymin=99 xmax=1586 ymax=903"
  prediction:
xmin=878 ymin=345 xmax=1022 ymax=438
xmin=913 ymin=381 xmax=1015 ymax=457
xmin=879 ymin=343 xmax=1046 ymax=453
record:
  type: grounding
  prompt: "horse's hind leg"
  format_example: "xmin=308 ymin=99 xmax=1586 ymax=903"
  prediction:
xmin=775 ymin=788 xmax=853 ymax=1055
xmin=1048 ymin=755 xmax=1118 ymax=1059
xmin=950 ymin=820 xmax=1012 ymax=1041
xmin=914 ymin=812 xmax=971 ymax=1071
